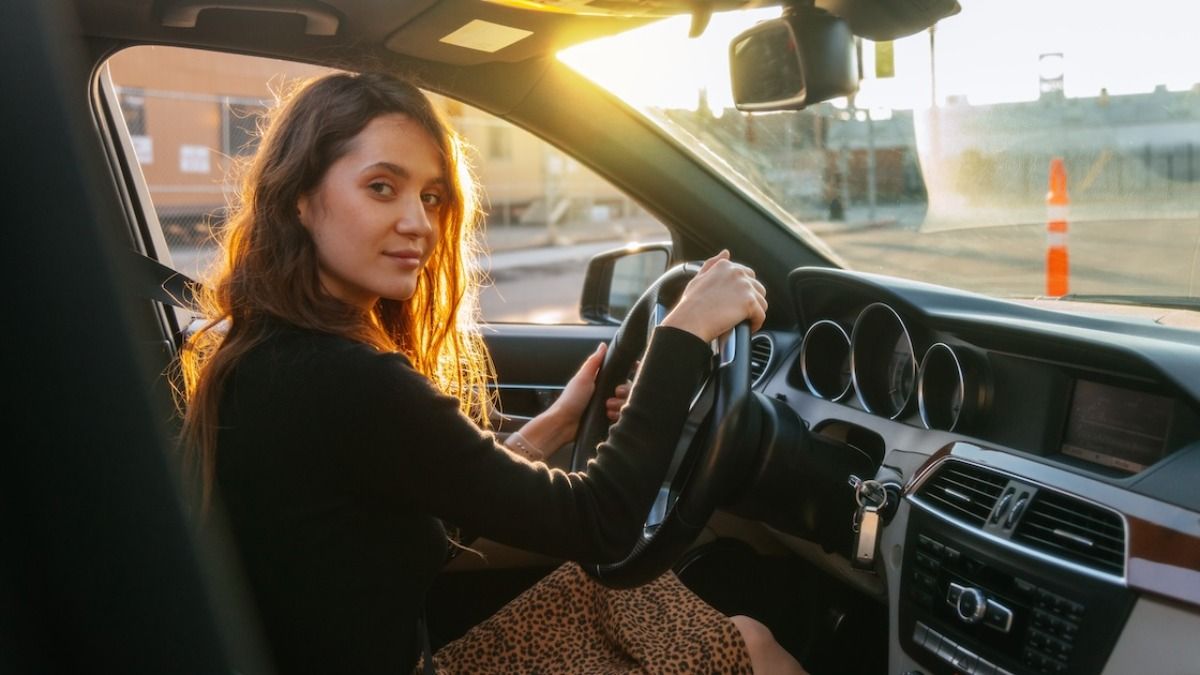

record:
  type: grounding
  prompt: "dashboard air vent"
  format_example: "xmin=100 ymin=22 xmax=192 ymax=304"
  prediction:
xmin=916 ymin=462 xmax=1008 ymax=527
xmin=1013 ymin=491 xmax=1126 ymax=576
xmin=749 ymin=334 xmax=773 ymax=386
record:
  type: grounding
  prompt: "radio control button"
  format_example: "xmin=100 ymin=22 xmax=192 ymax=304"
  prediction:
xmin=974 ymin=658 xmax=998 ymax=675
xmin=947 ymin=581 xmax=965 ymax=606
xmin=984 ymin=598 xmax=1014 ymax=633
xmin=1014 ymin=578 xmax=1037 ymax=597
xmin=951 ymin=646 xmax=977 ymax=672
xmin=957 ymin=587 xmax=987 ymax=623
xmin=924 ymin=629 xmax=943 ymax=655
xmin=1030 ymin=629 xmax=1052 ymax=650
xmin=936 ymin=635 xmax=958 ymax=661
xmin=914 ymin=570 xmax=934 ymax=589
xmin=1033 ymin=609 xmax=1051 ymax=629
xmin=913 ymin=621 xmax=931 ymax=647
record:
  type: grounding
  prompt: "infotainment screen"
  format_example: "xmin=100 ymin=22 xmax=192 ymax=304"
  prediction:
xmin=1060 ymin=379 xmax=1175 ymax=473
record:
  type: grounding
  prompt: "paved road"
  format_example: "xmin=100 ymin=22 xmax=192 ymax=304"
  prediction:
xmin=825 ymin=218 xmax=1200 ymax=300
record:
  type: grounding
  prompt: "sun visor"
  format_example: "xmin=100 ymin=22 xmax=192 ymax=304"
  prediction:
xmin=383 ymin=0 xmax=651 ymax=65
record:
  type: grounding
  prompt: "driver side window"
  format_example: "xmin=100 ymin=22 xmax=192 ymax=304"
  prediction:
xmin=105 ymin=46 xmax=670 ymax=325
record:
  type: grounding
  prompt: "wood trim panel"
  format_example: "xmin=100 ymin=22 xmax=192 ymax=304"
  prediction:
xmin=1128 ymin=516 xmax=1200 ymax=570
xmin=1127 ymin=516 xmax=1200 ymax=606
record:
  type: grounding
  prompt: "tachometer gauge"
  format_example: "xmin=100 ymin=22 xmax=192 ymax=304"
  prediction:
xmin=850 ymin=303 xmax=917 ymax=419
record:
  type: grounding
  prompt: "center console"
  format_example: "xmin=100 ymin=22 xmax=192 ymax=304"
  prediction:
xmin=900 ymin=460 xmax=1135 ymax=675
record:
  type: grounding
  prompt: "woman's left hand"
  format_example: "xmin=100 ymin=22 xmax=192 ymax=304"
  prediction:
xmin=513 ymin=343 xmax=634 ymax=461
xmin=555 ymin=344 xmax=634 ymax=425
xmin=552 ymin=342 xmax=608 ymax=427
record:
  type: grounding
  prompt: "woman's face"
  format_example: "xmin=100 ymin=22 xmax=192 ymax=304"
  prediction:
xmin=298 ymin=113 xmax=446 ymax=310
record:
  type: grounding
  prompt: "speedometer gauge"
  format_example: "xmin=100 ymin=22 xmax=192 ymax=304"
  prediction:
xmin=851 ymin=303 xmax=917 ymax=419
xmin=886 ymin=333 xmax=916 ymax=413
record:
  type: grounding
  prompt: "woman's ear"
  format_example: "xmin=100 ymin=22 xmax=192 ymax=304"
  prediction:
xmin=296 ymin=194 xmax=310 ymax=229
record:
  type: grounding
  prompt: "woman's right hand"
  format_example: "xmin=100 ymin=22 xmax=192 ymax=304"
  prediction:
xmin=660 ymin=250 xmax=767 ymax=342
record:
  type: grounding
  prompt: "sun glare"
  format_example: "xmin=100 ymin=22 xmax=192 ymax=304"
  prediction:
xmin=558 ymin=0 xmax=1200 ymax=113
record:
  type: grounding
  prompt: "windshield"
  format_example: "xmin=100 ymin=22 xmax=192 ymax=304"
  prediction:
xmin=560 ymin=0 xmax=1200 ymax=313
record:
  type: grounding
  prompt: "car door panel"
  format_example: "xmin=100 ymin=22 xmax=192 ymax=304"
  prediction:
xmin=483 ymin=322 xmax=617 ymax=431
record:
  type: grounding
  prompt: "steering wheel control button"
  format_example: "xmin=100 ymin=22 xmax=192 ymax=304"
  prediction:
xmin=956 ymin=587 xmax=987 ymax=624
xmin=984 ymin=599 xmax=1014 ymax=633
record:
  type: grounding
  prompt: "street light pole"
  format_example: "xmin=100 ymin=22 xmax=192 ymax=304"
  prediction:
xmin=929 ymin=24 xmax=940 ymax=159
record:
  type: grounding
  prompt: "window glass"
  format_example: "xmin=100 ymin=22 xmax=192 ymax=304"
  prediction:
xmin=222 ymin=101 xmax=267 ymax=157
xmin=106 ymin=46 xmax=669 ymax=324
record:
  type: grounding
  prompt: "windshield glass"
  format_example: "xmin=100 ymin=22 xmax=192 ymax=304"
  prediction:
xmin=559 ymin=0 xmax=1200 ymax=312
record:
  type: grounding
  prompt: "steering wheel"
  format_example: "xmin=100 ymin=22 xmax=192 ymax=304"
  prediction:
xmin=570 ymin=263 xmax=759 ymax=589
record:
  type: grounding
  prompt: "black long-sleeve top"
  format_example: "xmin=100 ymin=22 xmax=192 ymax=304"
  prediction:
xmin=214 ymin=320 xmax=713 ymax=674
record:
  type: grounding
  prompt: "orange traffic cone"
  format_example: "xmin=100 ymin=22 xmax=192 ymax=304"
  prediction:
xmin=1046 ymin=158 xmax=1070 ymax=296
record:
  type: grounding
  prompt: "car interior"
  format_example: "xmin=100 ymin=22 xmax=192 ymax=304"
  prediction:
xmin=5 ymin=0 xmax=1199 ymax=674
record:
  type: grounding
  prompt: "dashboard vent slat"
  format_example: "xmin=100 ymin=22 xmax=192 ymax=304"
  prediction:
xmin=1014 ymin=491 xmax=1126 ymax=576
xmin=916 ymin=462 xmax=1007 ymax=528
xmin=749 ymin=334 xmax=773 ymax=386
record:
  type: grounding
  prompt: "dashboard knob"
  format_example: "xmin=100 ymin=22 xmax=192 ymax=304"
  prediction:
xmin=956 ymin=587 xmax=987 ymax=623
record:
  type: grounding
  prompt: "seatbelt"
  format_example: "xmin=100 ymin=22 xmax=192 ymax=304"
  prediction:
xmin=128 ymin=248 xmax=199 ymax=311
xmin=417 ymin=613 xmax=436 ymax=675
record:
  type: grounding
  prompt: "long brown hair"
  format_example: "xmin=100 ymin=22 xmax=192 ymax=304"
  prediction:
xmin=178 ymin=72 xmax=492 ymax=512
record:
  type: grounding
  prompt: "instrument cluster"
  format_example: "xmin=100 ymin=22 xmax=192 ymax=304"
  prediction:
xmin=797 ymin=301 xmax=991 ymax=433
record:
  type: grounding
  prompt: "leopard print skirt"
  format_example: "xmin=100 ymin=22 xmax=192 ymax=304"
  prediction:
xmin=418 ymin=562 xmax=754 ymax=674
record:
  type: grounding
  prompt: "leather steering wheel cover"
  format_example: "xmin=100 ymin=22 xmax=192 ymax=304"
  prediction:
xmin=570 ymin=264 xmax=697 ymax=473
xmin=572 ymin=263 xmax=753 ymax=588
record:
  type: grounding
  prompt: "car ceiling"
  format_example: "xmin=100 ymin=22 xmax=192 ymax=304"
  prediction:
xmin=72 ymin=0 xmax=956 ymax=68
xmin=76 ymin=0 xmax=690 ymax=66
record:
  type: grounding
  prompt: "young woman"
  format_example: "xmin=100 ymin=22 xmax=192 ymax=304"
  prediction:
xmin=180 ymin=71 xmax=802 ymax=674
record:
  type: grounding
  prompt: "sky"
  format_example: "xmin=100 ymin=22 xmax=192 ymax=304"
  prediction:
xmin=559 ymin=0 xmax=1200 ymax=112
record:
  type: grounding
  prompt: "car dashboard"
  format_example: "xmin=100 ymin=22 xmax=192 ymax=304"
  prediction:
xmin=747 ymin=266 xmax=1200 ymax=675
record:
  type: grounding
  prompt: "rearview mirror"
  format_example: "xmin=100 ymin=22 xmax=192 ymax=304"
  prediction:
xmin=729 ymin=7 xmax=858 ymax=112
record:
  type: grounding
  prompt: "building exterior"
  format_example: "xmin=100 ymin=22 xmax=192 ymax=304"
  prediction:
xmin=106 ymin=46 xmax=631 ymax=247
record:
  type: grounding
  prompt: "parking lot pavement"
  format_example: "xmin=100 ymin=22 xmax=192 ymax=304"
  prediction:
xmin=482 ymin=215 xmax=669 ymax=252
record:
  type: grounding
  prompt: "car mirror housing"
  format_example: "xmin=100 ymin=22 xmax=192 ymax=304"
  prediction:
xmin=729 ymin=6 xmax=858 ymax=112
xmin=580 ymin=243 xmax=672 ymax=324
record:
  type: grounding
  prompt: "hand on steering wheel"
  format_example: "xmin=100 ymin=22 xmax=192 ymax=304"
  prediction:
xmin=571 ymin=252 xmax=766 ymax=588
